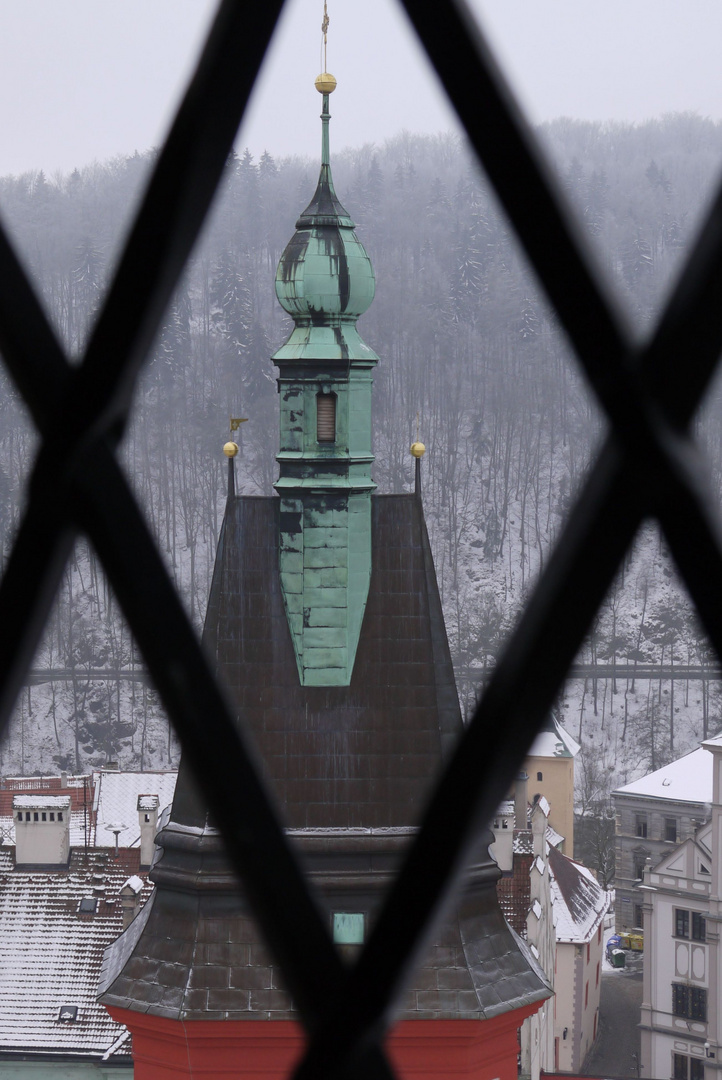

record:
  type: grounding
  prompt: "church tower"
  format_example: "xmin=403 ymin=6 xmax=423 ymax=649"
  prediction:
xmin=274 ymin=72 xmax=376 ymax=686
xmin=98 ymin=55 xmax=550 ymax=1080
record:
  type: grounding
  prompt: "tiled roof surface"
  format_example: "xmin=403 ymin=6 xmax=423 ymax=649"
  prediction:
xmin=101 ymin=494 xmax=551 ymax=1023
xmin=497 ymin=852 xmax=533 ymax=935
xmin=513 ymin=830 xmax=534 ymax=855
xmin=0 ymin=847 xmax=151 ymax=1056
xmin=548 ymin=846 xmax=611 ymax=943
xmin=93 ymin=772 xmax=176 ymax=849
xmin=100 ymin=844 xmax=551 ymax=1022
xmin=172 ymin=495 xmax=462 ymax=831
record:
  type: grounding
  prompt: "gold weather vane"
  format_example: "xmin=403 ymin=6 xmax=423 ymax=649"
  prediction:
xmin=321 ymin=0 xmax=329 ymax=72
xmin=230 ymin=417 xmax=248 ymax=433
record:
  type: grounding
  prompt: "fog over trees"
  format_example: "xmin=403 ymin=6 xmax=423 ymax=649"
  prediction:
xmin=1 ymin=114 xmax=722 ymax=837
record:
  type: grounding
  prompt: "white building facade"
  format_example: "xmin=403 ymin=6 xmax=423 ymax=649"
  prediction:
xmin=641 ymin=737 xmax=722 ymax=1080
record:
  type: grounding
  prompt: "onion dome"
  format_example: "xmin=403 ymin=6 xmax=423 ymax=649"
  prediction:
xmin=274 ymin=78 xmax=377 ymax=364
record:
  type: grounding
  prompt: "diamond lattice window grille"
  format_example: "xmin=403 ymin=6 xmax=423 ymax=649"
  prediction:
xmin=2 ymin=2 xmax=722 ymax=1079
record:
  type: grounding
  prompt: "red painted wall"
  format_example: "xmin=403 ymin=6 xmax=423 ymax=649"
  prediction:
xmin=107 ymin=1002 xmax=540 ymax=1080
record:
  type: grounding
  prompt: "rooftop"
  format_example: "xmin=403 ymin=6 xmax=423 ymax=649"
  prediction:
xmin=613 ymin=735 xmax=722 ymax=804
xmin=0 ymin=847 xmax=151 ymax=1058
xmin=548 ymin=846 xmax=610 ymax=943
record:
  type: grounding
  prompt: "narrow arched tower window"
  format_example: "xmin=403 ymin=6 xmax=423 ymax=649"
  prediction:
xmin=317 ymin=392 xmax=336 ymax=442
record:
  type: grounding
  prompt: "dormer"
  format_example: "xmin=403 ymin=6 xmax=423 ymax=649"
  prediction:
xmin=137 ymin=794 xmax=160 ymax=869
xmin=13 ymin=795 xmax=70 ymax=867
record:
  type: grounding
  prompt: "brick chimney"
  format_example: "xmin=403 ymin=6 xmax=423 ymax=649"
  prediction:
xmin=137 ymin=795 xmax=160 ymax=869
xmin=13 ymin=795 xmax=70 ymax=867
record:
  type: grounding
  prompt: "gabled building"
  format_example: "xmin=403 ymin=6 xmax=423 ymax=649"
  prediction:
xmin=494 ymin=778 xmax=610 ymax=1079
xmin=98 ymin=69 xmax=551 ymax=1080
xmin=613 ymin=740 xmax=718 ymax=932
xmin=640 ymin=736 xmax=722 ymax=1080
xmin=548 ymin=846 xmax=609 ymax=1073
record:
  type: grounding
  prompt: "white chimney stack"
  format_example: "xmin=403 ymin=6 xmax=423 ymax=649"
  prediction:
xmin=137 ymin=795 xmax=160 ymax=869
xmin=13 ymin=795 xmax=71 ymax=866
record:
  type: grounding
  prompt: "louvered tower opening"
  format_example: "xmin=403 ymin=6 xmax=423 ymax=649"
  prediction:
xmin=317 ymin=393 xmax=336 ymax=442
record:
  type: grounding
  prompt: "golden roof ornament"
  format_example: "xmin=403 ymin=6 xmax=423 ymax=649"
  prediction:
xmin=315 ymin=2 xmax=336 ymax=94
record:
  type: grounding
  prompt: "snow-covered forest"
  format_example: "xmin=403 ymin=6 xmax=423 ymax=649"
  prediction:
xmin=1 ymin=114 xmax=722 ymax=815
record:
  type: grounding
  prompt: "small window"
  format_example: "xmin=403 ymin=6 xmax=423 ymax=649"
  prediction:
xmin=49 ymin=812 xmax=55 ymax=821
xmin=700 ymin=862 xmax=711 ymax=875
xmin=41 ymin=812 xmax=46 ymax=822
xmin=16 ymin=812 xmax=22 ymax=822
xmin=691 ymin=987 xmax=707 ymax=1021
xmin=333 ymin=912 xmax=364 ymax=945
xmin=691 ymin=1059 xmax=705 ymax=1080
xmin=675 ymin=909 xmax=690 ymax=939
xmin=673 ymin=983 xmax=689 ymax=1017
xmin=692 ymin=913 xmax=706 ymax=942
xmin=665 ymin=818 xmax=678 ymax=842
xmin=58 ymin=812 xmax=63 ymax=822
xmin=58 ymin=1005 xmax=78 ymax=1023
xmin=636 ymin=814 xmax=648 ymax=838
xmin=78 ymin=897 xmax=98 ymax=915
xmin=537 ymin=771 xmax=543 ymax=781
xmin=586 ymin=941 xmax=590 ymax=964
xmin=144 ymin=813 xmax=150 ymax=823
xmin=33 ymin=812 xmax=38 ymax=822
xmin=25 ymin=812 xmax=30 ymax=821
xmin=584 ymin=981 xmax=589 ymax=1008
xmin=634 ymin=857 xmax=647 ymax=880
xmin=316 ymin=393 xmax=336 ymax=442
xmin=673 ymin=984 xmax=707 ymax=1021
xmin=674 ymin=1054 xmax=689 ymax=1080
xmin=634 ymin=904 xmax=644 ymax=930
xmin=596 ymin=961 xmax=600 ymax=987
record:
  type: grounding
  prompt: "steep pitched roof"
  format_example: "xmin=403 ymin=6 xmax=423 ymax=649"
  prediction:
xmin=101 ymin=493 xmax=552 ymax=1023
xmin=172 ymin=494 xmax=462 ymax=831
xmin=528 ymin=715 xmax=580 ymax=760
xmin=548 ymin=846 xmax=610 ymax=943
xmin=0 ymin=847 xmax=150 ymax=1058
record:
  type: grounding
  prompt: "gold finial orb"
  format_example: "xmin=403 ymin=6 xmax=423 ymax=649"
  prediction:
xmin=223 ymin=441 xmax=239 ymax=458
xmin=410 ymin=441 xmax=426 ymax=459
xmin=315 ymin=71 xmax=337 ymax=94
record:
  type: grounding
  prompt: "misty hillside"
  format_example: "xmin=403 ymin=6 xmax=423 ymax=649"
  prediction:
xmin=1 ymin=114 xmax=722 ymax=817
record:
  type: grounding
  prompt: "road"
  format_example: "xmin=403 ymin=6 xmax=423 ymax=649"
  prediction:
xmin=583 ymin=960 xmax=643 ymax=1078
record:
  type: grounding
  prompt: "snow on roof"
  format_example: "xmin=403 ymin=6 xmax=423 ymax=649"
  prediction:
xmin=513 ymin=830 xmax=534 ymax=855
xmin=613 ymin=737 xmax=722 ymax=804
xmin=93 ymin=772 xmax=177 ymax=849
xmin=535 ymin=795 xmax=551 ymax=817
xmin=548 ymin=846 xmax=611 ymax=943
xmin=121 ymin=875 xmax=144 ymax=895
xmin=13 ymin=795 xmax=71 ymax=810
xmin=528 ymin=716 xmax=580 ymax=760
xmin=0 ymin=847 xmax=151 ymax=1056
xmin=546 ymin=824 xmax=564 ymax=849
xmin=496 ymin=800 xmax=515 ymax=818
xmin=137 ymin=795 xmax=159 ymax=811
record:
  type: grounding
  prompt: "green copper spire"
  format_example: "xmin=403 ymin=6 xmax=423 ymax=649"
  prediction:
xmin=273 ymin=75 xmax=377 ymax=686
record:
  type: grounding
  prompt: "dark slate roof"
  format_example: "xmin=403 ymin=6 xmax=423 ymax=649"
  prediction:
xmin=100 ymin=492 xmax=551 ymax=1023
xmin=172 ymin=494 xmax=461 ymax=832
xmin=99 ymin=829 xmax=550 ymax=1022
